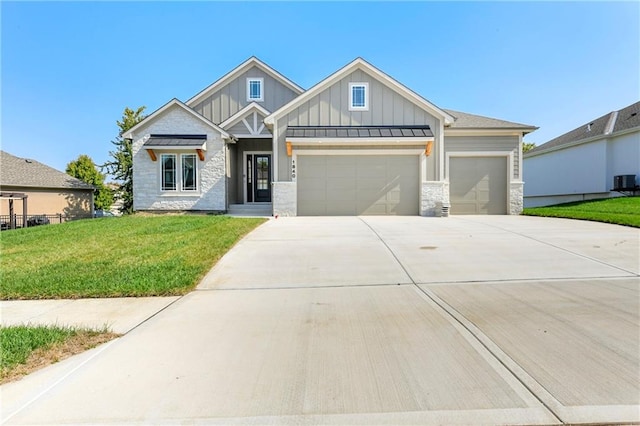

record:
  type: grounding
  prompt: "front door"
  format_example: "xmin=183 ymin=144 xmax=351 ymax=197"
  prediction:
xmin=246 ymin=154 xmax=271 ymax=203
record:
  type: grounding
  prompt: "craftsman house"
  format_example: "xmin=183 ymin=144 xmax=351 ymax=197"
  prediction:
xmin=125 ymin=57 xmax=536 ymax=216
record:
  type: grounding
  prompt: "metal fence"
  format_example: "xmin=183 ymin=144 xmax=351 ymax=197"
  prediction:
xmin=0 ymin=214 xmax=91 ymax=231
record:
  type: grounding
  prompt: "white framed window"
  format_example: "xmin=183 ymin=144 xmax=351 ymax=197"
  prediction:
xmin=161 ymin=154 xmax=177 ymax=191
xmin=247 ymin=78 xmax=264 ymax=102
xmin=161 ymin=153 xmax=198 ymax=192
xmin=349 ymin=82 xmax=368 ymax=111
xmin=181 ymin=154 xmax=197 ymax=191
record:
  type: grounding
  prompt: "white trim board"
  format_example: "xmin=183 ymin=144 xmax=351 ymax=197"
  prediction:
xmin=264 ymin=57 xmax=454 ymax=127
xmin=122 ymin=98 xmax=230 ymax=140
xmin=187 ymin=57 xmax=304 ymax=107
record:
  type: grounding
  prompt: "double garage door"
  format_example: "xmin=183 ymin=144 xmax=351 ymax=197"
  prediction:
xmin=297 ymin=155 xmax=419 ymax=216
xmin=449 ymin=157 xmax=508 ymax=215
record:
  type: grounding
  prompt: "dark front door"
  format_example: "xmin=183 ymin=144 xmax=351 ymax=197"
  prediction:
xmin=246 ymin=154 xmax=271 ymax=203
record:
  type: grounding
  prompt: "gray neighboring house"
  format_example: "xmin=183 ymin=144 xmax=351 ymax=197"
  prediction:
xmin=125 ymin=57 xmax=537 ymax=216
xmin=0 ymin=150 xmax=95 ymax=219
xmin=524 ymin=101 xmax=640 ymax=207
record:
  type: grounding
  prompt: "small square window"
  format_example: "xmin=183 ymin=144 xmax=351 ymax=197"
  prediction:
xmin=247 ymin=78 xmax=264 ymax=102
xmin=349 ymin=82 xmax=368 ymax=110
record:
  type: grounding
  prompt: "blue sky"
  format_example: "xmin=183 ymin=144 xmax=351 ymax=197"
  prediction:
xmin=2 ymin=1 xmax=638 ymax=176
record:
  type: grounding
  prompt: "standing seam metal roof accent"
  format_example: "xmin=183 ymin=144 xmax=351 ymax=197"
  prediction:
xmin=286 ymin=126 xmax=434 ymax=138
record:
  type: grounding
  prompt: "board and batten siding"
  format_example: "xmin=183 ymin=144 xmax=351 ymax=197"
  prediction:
xmin=190 ymin=66 xmax=299 ymax=125
xmin=276 ymin=69 xmax=441 ymax=181
xmin=444 ymin=135 xmax=520 ymax=179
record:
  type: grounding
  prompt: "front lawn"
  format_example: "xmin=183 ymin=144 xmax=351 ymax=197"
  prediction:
xmin=522 ymin=197 xmax=640 ymax=228
xmin=0 ymin=215 xmax=265 ymax=299
xmin=0 ymin=325 xmax=118 ymax=384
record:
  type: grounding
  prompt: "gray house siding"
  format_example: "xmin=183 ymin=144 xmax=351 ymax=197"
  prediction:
xmin=444 ymin=135 xmax=520 ymax=179
xmin=191 ymin=66 xmax=299 ymax=125
xmin=275 ymin=69 xmax=441 ymax=181
xmin=226 ymin=111 xmax=271 ymax=136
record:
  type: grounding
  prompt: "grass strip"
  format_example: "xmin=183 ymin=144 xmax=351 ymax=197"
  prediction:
xmin=0 ymin=215 xmax=266 ymax=299
xmin=522 ymin=197 xmax=640 ymax=228
xmin=1 ymin=325 xmax=119 ymax=384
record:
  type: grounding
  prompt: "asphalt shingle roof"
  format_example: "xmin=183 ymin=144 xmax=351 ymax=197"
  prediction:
xmin=444 ymin=109 xmax=537 ymax=130
xmin=286 ymin=126 xmax=434 ymax=138
xmin=0 ymin=151 xmax=94 ymax=190
xmin=528 ymin=101 xmax=640 ymax=155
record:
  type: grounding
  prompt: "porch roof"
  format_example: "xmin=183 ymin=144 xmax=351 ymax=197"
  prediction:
xmin=286 ymin=126 xmax=433 ymax=139
xmin=143 ymin=134 xmax=207 ymax=148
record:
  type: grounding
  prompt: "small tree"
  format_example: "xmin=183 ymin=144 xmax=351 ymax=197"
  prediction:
xmin=103 ymin=106 xmax=146 ymax=214
xmin=523 ymin=142 xmax=536 ymax=153
xmin=66 ymin=154 xmax=113 ymax=211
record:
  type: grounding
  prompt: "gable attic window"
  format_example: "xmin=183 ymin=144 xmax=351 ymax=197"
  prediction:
xmin=247 ymin=78 xmax=264 ymax=102
xmin=349 ymin=82 xmax=369 ymax=111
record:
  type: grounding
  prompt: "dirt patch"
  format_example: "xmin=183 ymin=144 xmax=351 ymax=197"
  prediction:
xmin=1 ymin=331 xmax=120 ymax=384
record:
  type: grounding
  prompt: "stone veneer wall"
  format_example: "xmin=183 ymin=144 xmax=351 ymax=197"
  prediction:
xmin=420 ymin=181 xmax=449 ymax=216
xmin=132 ymin=106 xmax=226 ymax=212
xmin=272 ymin=182 xmax=297 ymax=217
xmin=510 ymin=181 xmax=524 ymax=215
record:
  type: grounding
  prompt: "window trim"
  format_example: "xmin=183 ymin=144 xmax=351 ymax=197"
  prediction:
xmin=160 ymin=154 xmax=177 ymax=191
xmin=247 ymin=77 xmax=264 ymax=102
xmin=180 ymin=154 xmax=198 ymax=191
xmin=349 ymin=82 xmax=369 ymax=111
xmin=160 ymin=153 xmax=199 ymax=193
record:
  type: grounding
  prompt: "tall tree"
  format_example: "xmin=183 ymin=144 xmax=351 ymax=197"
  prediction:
xmin=103 ymin=106 xmax=146 ymax=214
xmin=66 ymin=154 xmax=113 ymax=210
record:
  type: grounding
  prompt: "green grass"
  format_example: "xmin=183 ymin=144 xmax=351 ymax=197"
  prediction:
xmin=0 ymin=215 xmax=265 ymax=299
xmin=522 ymin=197 xmax=640 ymax=228
xmin=0 ymin=325 xmax=118 ymax=383
xmin=1 ymin=325 xmax=84 ymax=372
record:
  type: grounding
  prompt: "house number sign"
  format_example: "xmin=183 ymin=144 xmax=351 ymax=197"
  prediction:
xmin=291 ymin=158 xmax=296 ymax=182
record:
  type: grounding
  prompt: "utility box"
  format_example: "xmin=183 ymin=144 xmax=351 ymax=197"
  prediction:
xmin=613 ymin=175 xmax=636 ymax=190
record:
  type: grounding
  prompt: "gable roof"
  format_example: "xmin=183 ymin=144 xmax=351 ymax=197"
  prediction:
xmin=0 ymin=151 xmax=94 ymax=190
xmin=121 ymin=98 xmax=231 ymax=140
xmin=526 ymin=100 xmax=640 ymax=157
xmin=219 ymin=102 xmax=271 ymax=130
xmin=444 ymin=109 xmax=537 ymax=132
xmin=186 ymin=57 xmax=305 ymax=107
xmin=263 ymin=57 xmax=456 ymax=126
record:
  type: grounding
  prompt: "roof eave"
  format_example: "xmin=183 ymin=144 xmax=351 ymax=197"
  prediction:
xmin=265 ymin=57 xmax=454 ymax=126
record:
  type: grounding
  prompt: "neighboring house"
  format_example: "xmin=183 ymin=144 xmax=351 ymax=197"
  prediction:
xmin=125 ymin=57 xmax=537 ymax=216
xmin=0 ymin=151 xmax=95 ymax=218
xmin=524 ymin=101 xmax=640 ymax=207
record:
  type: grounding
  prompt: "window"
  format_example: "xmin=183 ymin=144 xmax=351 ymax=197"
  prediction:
xmin=349 ymin=82 xmax=368 ymax=110
xmin=161 ymin=153 xmax=198 ymax=192
xmin=161 ymin=154 xmax=176 ymax=191
xmin=247 ymin=78 xmax=264 ymax=102
xmin=181 ymin=154 xmax=197 ymax=191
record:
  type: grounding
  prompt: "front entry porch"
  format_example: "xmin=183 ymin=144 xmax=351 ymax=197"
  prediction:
xmin=227 ymin=138 xmax=273 ymax=207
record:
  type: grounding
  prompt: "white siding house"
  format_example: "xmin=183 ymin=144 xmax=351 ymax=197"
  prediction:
xmin=524 ymin=101 xmax=640 ymax=207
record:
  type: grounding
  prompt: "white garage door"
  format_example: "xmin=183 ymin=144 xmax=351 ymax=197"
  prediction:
xmin=297 ymin=155 xmax=419 ymax=216
xmin=449 ymin=157 xmax=507 ymax=214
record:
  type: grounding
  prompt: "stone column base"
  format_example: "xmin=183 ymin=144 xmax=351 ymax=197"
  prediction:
xmin=510 ymin=181 xmax=524 ymax=215
xmin=421 ymin=181 xmax=450 ymax=217
xmin=273 ymin=182 xmax=297 ymax=217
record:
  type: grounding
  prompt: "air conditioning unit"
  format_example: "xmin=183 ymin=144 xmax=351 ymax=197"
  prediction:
xmin=613 ymin=175 xmax=637 ymax=191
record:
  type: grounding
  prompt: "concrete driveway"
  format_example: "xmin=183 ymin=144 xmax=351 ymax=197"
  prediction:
xmin=2 ymin=216 xmax=638 ymax=425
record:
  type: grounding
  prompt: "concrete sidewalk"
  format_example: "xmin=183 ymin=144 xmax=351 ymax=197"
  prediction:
xmin=1 ymin=216 xmax=638 ymax=425
xmin=1 ymin=297 xmax=179 ymax=334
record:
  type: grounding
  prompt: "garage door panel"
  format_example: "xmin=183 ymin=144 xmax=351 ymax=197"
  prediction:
xmin=297 ymin=155 xmax=419 ymax=216
xmin=450 ymin=157 xmax=507 ymax=215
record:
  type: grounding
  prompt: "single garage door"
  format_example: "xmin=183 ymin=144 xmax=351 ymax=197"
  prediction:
xmin=297 ymin=155 xmax=419 ymax=216
xmin=449 ymin=157 xmax=507 ymax=214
